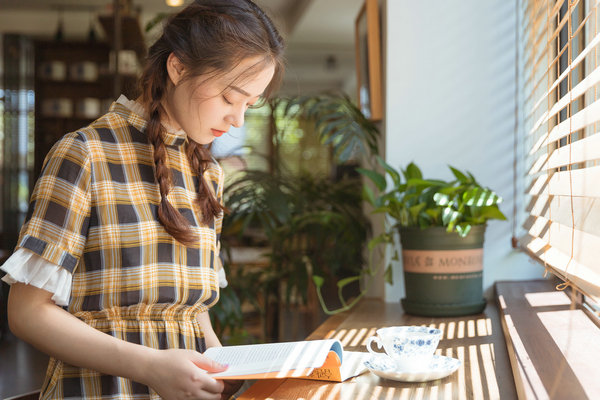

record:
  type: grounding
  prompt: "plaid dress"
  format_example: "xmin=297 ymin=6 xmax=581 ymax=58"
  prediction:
xmin=16 ymin=102 xmax=223 ymax=399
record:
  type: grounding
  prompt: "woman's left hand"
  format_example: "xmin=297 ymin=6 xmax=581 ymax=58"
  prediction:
xmin=221 ymin=379 xmax=244 ymax=400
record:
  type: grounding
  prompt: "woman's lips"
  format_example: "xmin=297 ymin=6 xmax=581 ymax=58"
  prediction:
xmin=211 ymin=129 xmax=226 ymax=137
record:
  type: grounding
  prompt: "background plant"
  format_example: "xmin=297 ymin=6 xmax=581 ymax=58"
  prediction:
xmin=211 ymin=93 xmax=379 ymax=342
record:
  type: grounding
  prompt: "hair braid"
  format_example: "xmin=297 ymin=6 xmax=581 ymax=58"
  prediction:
xmin=142 ymin=61 xmax=201 ymax=245
xmin=186 ymin=141 xmax=226 ymax=225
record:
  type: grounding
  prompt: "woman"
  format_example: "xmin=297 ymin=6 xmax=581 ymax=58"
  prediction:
xmin=1 ymin=1 xmax=284 ymax=398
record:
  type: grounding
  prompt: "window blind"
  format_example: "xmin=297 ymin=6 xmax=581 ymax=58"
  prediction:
xmin=520 ymin=0 xmax=600 ymax=298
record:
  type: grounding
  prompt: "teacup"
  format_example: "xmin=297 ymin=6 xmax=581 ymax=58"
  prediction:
xmin=366 ymin=326 xmax=443 ymax=371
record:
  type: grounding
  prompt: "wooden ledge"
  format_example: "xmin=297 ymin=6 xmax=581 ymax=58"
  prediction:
xmin=240 ymin=298 xmax=517 ymax=399
xmin=495 ymin=279 xmax=600 ymax=399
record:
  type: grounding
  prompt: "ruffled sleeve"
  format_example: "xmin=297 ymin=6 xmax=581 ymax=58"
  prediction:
xmin=215 ymin=241 xmax=228 ymax=288
xmin=1 ymin=248 xmax=72 ymax=306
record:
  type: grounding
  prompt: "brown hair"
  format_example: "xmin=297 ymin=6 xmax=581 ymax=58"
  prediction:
xmin=138 ymin=0 xmax=285 ymax=245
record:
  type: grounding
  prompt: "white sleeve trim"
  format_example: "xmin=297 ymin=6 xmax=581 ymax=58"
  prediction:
xmin=0 ymin=248 xmax=72 ymax=306
xmin=217 ymin=267 xmax=228 ymax=289
xmin=215 ymin=241 xmax=228 ymax=289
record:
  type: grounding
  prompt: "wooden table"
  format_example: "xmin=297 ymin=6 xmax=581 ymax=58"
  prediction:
xmin=238 ymin=299 xmax=516 ymax=399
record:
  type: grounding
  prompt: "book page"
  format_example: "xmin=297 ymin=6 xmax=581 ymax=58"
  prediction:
xmin=205 ymin=339 xmax=342 ymax=379
xmin=339 ymin=351 xmax=368 ymax=381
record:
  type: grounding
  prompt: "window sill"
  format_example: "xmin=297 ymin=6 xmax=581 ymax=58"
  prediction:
xmin=495 ymin=279 xmax=600 ymax=399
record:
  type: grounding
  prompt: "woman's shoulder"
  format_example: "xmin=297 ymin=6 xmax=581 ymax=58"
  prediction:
xmin=55 ymin=109 xmax=148 ymax=147
xmin=45 ymin=112 xmax=146 ymax=164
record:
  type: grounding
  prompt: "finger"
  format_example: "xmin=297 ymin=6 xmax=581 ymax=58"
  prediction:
xmin=199 ymin=376 xmax=225 ymax=395
xmin=193 ymin=353 xmax=228 ymax=373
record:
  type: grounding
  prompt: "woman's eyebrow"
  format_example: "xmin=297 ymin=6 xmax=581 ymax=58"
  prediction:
xmin=229 ymin=85 xmax=262 ymax=98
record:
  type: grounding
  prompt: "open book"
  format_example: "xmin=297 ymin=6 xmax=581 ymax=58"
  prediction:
xmin=204 ymin=339 xmax=368 ymax=382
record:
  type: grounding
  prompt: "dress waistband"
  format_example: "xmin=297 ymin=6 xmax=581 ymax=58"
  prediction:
xmin=74 ymin=303 xmax=208 ymax=322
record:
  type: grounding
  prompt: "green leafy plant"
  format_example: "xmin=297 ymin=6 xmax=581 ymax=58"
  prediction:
xmin=360 ymin=158 xmax=507 ymax=237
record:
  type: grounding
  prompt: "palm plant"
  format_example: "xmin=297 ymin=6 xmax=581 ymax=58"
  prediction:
xmin=212 ymin=93 xmax=379 ymax=340
xmin=283 ymin=93 xmax=380 ymax=164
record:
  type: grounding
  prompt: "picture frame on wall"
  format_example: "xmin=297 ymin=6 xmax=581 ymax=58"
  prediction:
xmin=355 ymin=0 xmax=382 ymax=121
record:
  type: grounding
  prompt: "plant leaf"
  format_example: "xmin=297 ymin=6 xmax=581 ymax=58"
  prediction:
xmin=433 ymin=193 xmax=453 ymax=206
xmin=442 ymin=207 xmax=461 ymax=226
xmin=404 ymin=162 xmax=423 ymax=180
xmin=368 ymin=234 xmax=392 ymax=250
xmin=449 ymin=166 xmax=470 ymax=183
xmin=362 ymin=185 xmax=376 ymax=206
xmin=357 ymin=168 xmax=387 ymax=191
xmin=384 ymin=265 xmax=393 ymax=285
xmin=408 ymin=203 xmax=426 ymax=221
xmin=476 ymin=205 xmax=508 ymax=220
xmin=312 ymin=275 xmax=325 ymax=289
xmin=463 ymin=187 xmax=503 ymax=206
xmin=376 ymin=156 xmax=402 ymax=187
xmin=456 ymin=223 xmax=472 ymax=237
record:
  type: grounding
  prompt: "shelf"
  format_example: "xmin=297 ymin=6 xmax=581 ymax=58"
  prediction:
xmin=98 ymin=14 xmax=147 ymax=61
xmin=33 ymin=39 xmax=142 ymax=180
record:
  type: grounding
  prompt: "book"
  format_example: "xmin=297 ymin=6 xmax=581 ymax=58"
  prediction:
xmin=204 ymin=339 xmax=368 ymax=382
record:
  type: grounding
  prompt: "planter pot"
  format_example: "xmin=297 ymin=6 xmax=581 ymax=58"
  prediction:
xmin=399 ymin=225 xmax=487 ymax=317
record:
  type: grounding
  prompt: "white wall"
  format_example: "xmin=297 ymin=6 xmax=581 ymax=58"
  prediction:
xmin=383 ymin=0 xmax=544 ymax=302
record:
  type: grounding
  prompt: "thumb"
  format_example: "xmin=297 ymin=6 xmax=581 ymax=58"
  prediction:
xmin=192 ymin=352 xmax=228 ymax=373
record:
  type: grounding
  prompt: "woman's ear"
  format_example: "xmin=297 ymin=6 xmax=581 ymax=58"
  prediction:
xmin=166 ymin=52 xmax=185 ymax=86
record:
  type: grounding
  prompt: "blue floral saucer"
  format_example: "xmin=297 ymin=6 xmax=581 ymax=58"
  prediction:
xmin=364 ymin=354 xmax=461 ymax=382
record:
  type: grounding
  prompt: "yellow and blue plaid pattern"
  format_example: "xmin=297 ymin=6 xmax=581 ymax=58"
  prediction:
xmin=16 ymin=102 xmax=224 ymax=399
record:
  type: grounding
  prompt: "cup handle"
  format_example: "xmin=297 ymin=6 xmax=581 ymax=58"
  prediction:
xmin=366 ymin=336 xmax=384 ymax=356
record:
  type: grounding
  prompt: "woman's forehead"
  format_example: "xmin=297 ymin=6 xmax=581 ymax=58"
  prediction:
xmin=220 ymin=59 xmax=275 ymax=95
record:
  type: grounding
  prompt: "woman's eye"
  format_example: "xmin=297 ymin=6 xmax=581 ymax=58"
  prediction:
xmin=222 ymin=95 xmax=233 ymax=105
xmin=248 ymin=99 xmax=262 ymax=109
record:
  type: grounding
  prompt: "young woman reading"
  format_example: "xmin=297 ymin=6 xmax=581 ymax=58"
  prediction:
xmin=1 ymin=1 xmax=285 ymax=398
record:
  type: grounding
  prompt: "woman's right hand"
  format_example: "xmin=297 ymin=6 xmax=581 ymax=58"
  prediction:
xmin=145 ymin=349 xmax=228 ymax=400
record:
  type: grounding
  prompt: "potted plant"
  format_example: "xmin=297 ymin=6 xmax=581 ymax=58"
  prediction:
xmin=359 ymin=159 xmax=507 ymax=317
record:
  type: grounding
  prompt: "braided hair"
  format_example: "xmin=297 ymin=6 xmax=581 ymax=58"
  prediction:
xmin=138 ymin=0 xmax=285 ymax=245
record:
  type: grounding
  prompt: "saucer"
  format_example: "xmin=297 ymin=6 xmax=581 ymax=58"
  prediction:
xmin=364 ymin=354 xmax=461 ymax=382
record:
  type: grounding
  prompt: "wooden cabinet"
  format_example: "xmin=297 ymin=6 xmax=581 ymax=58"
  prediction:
xmin=33 ymin=40 xmax=138 ymax=178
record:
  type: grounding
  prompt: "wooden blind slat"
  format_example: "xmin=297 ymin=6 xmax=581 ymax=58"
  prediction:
xmin=525 ymin=194 xmax=600 ymax=237
xmin=526 ymin=165 xmax=600 ymax=198
xmin=530 ymin=97 xmax=600 ymax=153
xmin=527 ymin=132 xmax=600 ymax=173
xmin=527 ymin=30 xmax=600 ymax=127
xmin=530 ymin=63 xmax=600 ymax=136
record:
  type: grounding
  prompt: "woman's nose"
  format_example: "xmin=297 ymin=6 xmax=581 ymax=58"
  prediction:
xmin=227 ymin=107 xmax=245 ymax=128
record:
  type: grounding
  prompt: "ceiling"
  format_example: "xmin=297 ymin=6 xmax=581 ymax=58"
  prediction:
xmin=0 ymin=0 xmax=364 ymax=43
xmin=0 ymin=0 xmax=365 ymax=94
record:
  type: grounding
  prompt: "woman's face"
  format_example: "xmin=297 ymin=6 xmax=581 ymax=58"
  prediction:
xmin=164 ymin=55 xmax=275 ymax=145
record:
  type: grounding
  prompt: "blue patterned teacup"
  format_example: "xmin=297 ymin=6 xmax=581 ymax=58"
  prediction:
xmin=366 ymin=326 xmax=443 ymax=371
